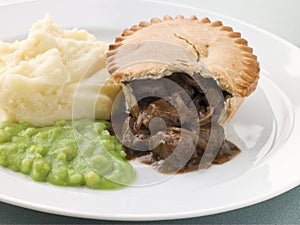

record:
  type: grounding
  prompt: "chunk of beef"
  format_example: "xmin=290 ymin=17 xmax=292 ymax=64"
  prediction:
xmin=136 ymin=99 xmax=181 ymax=130
xmin=167 ymin=73 xmax=196 ymax=100
xmin=128 ymin=79 xmax=170 ymax=104
xmin=121 ymin=117 xmax=150 ymax=151
xmin=149 ymin=127 xmax=198 ymax=173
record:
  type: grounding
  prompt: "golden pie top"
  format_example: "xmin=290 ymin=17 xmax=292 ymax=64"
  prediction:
xmin=107 ymin=15 xmax=260 ymax=97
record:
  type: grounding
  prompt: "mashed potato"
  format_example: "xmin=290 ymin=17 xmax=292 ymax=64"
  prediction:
xmin=0 ymin=16 xmax=120 ymax=126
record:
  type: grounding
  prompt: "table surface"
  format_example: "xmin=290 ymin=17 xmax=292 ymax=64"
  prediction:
xmin=0 ymin=0 xmax=300 ymax=224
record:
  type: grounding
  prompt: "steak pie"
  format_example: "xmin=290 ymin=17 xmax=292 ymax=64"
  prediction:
xmin=107 ymin=16 xmax=260 ymax=173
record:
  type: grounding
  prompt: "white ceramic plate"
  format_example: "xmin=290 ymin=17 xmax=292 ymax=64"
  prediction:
xmin=0 ymin=0 xmax=300 ymax=221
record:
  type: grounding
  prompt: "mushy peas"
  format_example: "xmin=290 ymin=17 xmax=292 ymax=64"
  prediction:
xmin=0 ymin=118 xmax=135 ymax=189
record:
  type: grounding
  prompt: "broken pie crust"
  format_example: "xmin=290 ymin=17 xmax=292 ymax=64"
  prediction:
xmin=107 ymin=15 xmax=260 ymax=124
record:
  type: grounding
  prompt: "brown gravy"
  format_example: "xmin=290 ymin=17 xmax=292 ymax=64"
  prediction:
xmin=125 ymin=140 xmax=240 ymax=173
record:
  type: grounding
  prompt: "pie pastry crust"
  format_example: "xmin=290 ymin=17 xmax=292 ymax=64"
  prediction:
xmin=107 ymin=15 xmax=260 ymax=124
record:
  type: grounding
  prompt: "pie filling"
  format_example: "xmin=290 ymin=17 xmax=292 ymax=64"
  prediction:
xmin=120 ymin=73 xmax=240 ymax=173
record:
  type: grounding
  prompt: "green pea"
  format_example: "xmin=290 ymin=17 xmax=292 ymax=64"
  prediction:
xmin=20 ymin=158 xmax=33 ymax=174
xmin=30 ymin=159 xmax=51 ymax=181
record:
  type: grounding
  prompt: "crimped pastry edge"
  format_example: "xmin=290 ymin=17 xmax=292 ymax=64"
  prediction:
xmin=107 ymin=15 xmax=260 ymax=98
